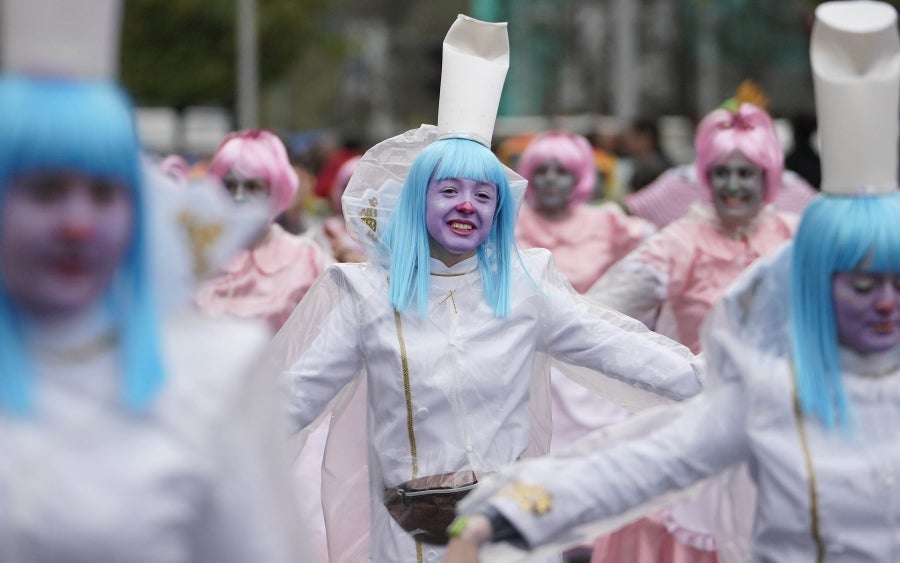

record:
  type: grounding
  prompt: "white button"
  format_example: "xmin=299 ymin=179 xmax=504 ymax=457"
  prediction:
xmin=425 ymin=549 xmax=437 ymax=561
xmin=466 ymin=444 xmax=473 ymax=453
xmin=417 ymin=407 xmax=428 ymax=417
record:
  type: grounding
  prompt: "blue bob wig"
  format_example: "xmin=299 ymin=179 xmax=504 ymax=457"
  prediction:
xmin=790 ymin=193 xmax=900 ymax=430
xmin=0 ymin=75 xmax=164 ymax=415
xmin=382 ymin=137 xmax=517 ymax=318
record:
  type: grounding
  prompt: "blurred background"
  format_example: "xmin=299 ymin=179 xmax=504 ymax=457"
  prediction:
xmin=119 ymin=0 xmax=896 ymax=211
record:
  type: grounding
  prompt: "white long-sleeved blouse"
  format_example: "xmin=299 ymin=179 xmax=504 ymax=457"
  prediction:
xmin=273 ymin=248 xmax=703 ymax=563
xmin=0 ymin=308 xmax=298 ymax=563
xmin=472 ymin=243 xmax=900 ymax=563
xmin=485 ymin=340 xmax=900 ymax=563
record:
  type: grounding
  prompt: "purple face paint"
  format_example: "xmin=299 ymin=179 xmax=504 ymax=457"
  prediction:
xmin=832 ymin=272 xmax=900 ymax=355
xmin=0 ymin=171 xmax=133 ymax=320
xmin=425 ymin=177 xmax=497 ymax=266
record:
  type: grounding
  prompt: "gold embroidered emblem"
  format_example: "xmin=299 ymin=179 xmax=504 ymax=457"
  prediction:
xmin=360 ymin=196 xmax=378 ymax=232
xmin=499 ymin=481 xmax=553 ymax=516
xmin=177 ymin=211 xmax=224 ymax=278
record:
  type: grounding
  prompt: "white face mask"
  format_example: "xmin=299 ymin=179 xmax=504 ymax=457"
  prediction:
xmin=223 ymin=173 xmax=270 ymax=204
xmin=707 ymin=150 xmax=765 ymax=229
xmin=530 ymin=159 xmax=576 ymax=216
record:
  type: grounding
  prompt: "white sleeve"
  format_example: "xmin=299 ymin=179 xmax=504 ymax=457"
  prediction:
xmin=540 ymin=260 xmax=702 ymax=401
xmin=487 ymin=379 xmax=748 ymax=550
xmin=266 ymin=265 xmax=364 ymax=433
xmin=587 ymin=258 xmax=666 ymax=328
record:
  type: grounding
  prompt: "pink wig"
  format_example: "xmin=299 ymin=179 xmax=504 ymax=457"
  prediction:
xmin=695 ymin=103 xmax=784 ymax=203
xmin=517 ymin=131 xmax=596 ymax=208
xmin=208 ymin=129 xmax=299 ymax=215
xmin=159 ymin=154 xmax=189 ymax=185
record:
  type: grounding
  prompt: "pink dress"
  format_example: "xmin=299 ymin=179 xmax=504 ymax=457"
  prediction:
xmin=515 ymin=203 xmax=654 ymax=294
xmin=593 ymin=204 xmax=798 ymax=353
xmin=195 ymin=223 xmax=332 ymax=332
xmin=588 ymin=204 xmax=798 ymax=563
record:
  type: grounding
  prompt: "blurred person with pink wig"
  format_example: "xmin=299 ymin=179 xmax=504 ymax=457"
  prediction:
xmin=516 ymin=131 xmax=658 ymax=562
xmin=516 ymin=131 xmax=654 ymax=294
xmin=515 ymin=131 xmax=656 ymax=448
xmin=591 ymin=103 xmax=799 ymax=353
xmin=586 ymin=102 xmax=800 ymax=563
xmin=625 ymin=92 xmax=816 ymax=229
xmin=159 ymin=154 xmax=190 ymax=186
xmin=196 ymin=129 xmax=334 ymax=561
xmin=196 ymin=129 xmax=332 ymax=332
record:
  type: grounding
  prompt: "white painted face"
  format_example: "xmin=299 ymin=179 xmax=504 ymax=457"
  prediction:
xmin=530 ymin=158 xmax=576 ymax=216
xmin=707 ymin=150 xmax=765 ymax=229
xmin=223 ymin=172 xmax=270 ymax=204
xmin=0 ymin=171 xmax=133 ymax=320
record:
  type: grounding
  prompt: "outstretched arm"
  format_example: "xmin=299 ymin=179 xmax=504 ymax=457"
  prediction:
xmin=586 ymin=223 xmax=685 ymax=328
xmin=265 ymin=265 xmax=364 ymax=434
xmin=445 ymin=377 xmax=749 ymax=561
xmin=587 ymin=257 xmax=666 ymax=329
xmin=543 ymin=274 xmax=703 ymax=401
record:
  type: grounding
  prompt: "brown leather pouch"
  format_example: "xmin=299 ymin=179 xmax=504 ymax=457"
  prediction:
xmin=383 ymin=470 xmax=478 ymax=545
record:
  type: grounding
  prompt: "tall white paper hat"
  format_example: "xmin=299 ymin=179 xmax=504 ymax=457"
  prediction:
xmin=1 ymin=0 xmax=122 ymax=79
xmin=437 ymin=14 xmax=509 ymax=147
xmin=341 ymin=15 xmax=524 ymax=266
xmin=812 ymin=0 xmax=900 ymax=195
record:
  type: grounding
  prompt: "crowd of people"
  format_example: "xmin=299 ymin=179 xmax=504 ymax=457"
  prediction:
xmin=2 ymin=1 xmax=900 ymax=563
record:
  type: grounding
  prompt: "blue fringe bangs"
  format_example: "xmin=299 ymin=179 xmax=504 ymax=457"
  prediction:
xmin=791 ymin=193 xmax=900 ymax=430
xmin=384 ymin=138 xmax=517 ymax=318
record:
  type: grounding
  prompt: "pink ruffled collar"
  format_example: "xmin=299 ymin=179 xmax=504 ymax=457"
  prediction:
xmin=516 ymin=204 xmax=601 ymax=247
xmin=222 ymin=223 xmax=307 ymax=275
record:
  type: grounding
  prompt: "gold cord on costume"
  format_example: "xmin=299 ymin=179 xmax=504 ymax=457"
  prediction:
xmin=393 ymin=311 xmax=418 ymax=479
xmin=790 ymin=367 xmax=825 ymax=563
xmin=439 ymin=289 xmax=458 ymax=314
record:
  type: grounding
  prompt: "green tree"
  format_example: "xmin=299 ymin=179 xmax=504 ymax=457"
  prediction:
xmin=120 ymin=0 xmax=338 ymax=110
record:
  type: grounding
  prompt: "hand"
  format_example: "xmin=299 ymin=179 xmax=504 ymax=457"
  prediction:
xmin=443 ymin=536 xmax=481 ymax=563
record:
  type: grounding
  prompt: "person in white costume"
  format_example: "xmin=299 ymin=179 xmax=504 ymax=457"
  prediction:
xmin=0 ymin=1 xmax=300 ymax=561
xmin=443 ymin=3 xmax=900 ymax=563
xmin=267 ymin=14 xmax=704 ymax=563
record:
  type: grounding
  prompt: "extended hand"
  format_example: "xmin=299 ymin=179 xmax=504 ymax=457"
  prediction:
xmin=443 ymin=537 xmax=480 ymax=563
